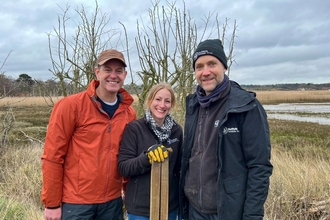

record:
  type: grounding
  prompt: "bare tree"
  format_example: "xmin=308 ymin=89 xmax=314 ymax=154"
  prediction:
xmin=0 ymin=107 xmax=15 ymax=148
xmin=0 ymin=51 xmax=12 ymax=75
xmin=0 ymin=51 xmax=19 ymax=99
xmin=47 ymin=0 xmax=237 ymax=122
xmin=122 ymin=0 xmax=237 ymax=120
xmin=48 ymin=0 xmax=119 ymax=96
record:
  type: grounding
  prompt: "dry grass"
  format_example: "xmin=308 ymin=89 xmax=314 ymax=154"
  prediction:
xmin=266 ymin=146 xmax=330 ymax=220
xmin=0 ymin=96 xmax=63 ymax=107
xmin=0 ymin=197 xmax=43 ymax=220
xmin=1 ymin=91 xmax=330 ymax=219
xmin=265 ymin=118 xmax=330 ymax=219
xmin=0 ymin=144 xmax=44 ymax=219
xmin=1 ymin=90 xmax=330 ymax=107
xmin=0 ymin=95 xmax=140 ymax=108
xmin=255 ymin=90 xmax=330 ymax=104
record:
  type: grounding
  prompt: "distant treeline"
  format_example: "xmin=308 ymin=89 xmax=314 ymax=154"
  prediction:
xmin=242 ymin=83 xmax=330 ymax=91
xmin=1 ymin=71 xmax=329 ymax=98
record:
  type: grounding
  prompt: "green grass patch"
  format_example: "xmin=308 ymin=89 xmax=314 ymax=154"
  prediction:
xmin=0 ymin=197 xmax=25 ymax=220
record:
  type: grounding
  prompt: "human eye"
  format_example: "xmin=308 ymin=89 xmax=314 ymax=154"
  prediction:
xmin=209 ymin=61 xmax=216 ymax=66
xmin=116 ymin=68 xmax=124 ymax=74
xmin=195 ymin=65 xmax=202 ymax=71
xmin=103 ymin=68 xmax=111 ymax=73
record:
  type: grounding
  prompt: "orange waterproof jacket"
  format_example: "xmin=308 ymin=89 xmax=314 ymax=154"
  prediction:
xmin=41 ymin=80 xmax=136 ymax=208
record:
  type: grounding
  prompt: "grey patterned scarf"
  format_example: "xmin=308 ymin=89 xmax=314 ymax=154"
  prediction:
xmin=145 ymin=110 xmax=174 ymax=142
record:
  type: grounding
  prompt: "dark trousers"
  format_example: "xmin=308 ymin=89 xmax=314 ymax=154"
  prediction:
xmin=62 ymin=197 xmax=123 ymax=220
xmin=188 ymin=203 xmax=218 ymax=220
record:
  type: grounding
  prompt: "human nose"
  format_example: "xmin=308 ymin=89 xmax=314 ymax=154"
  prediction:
xmin=109 ymin=71 xmax=117 ymax=77
xmin=201 ymin=68 xmax=211 ymax=75
xmin=159 ymin=101 xmax=165 ymax=108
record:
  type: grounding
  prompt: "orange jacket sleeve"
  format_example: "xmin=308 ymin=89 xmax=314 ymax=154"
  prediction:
xmin=41 ymin=98 xmax=76 ymax=207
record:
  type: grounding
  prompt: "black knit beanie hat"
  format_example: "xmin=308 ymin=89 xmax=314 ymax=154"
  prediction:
xmin=192 ymin=39 xmax=228 ymax=70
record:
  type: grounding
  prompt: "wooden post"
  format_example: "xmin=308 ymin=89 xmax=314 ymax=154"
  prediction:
xmin=150 ymin=158 xmax=169 ymax=220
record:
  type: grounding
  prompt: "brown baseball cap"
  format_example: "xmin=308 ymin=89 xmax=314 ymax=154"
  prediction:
xmin=97 ymin=49 xmax=127 ymax=67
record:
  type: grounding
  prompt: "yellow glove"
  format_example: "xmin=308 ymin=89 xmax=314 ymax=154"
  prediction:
xmin=147 ymin=144 xmax=169 ymax=164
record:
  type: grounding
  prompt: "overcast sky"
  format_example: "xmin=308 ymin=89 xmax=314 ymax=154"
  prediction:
xmin=1 ymin=0 xmax=329 ymax=85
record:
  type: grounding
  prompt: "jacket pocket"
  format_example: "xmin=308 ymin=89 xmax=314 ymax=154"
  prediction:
xmin=128 ymin=176 xmax=150 ymax=210
xmin=222 ymin=176 xmax=246 ymax=217
xmin=223 ymin=175 xmax=246 ymax=194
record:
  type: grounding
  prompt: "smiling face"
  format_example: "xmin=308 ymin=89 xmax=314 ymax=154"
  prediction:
xmin=150 ymin=88 xmax=172 ymax=126
xmin=94 ymin=59 xmax=127 ymax=101
xmin=194 ymin=55 xmax=227 ymax=95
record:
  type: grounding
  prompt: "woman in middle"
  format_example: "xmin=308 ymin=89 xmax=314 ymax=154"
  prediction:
xmin=118 ymin=82 xmax=183 ymax=220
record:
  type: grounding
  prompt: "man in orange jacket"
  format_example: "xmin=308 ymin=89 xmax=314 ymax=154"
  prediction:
xmin=41 ymin=49 xmax=136 ymax=220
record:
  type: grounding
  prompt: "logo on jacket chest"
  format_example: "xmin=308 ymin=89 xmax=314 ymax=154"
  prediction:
xmin=167 ymin=138 xmax=179 ymax=144
xmin=223 ymin=127 xmax=240 ymax=135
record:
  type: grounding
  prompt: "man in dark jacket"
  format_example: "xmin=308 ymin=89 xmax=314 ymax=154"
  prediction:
xmin=179 ymin=39 xmax=273 ymax=220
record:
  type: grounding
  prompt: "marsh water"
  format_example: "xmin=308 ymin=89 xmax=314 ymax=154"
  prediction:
xmin=263 ymin=103 xmax=330 ymax=125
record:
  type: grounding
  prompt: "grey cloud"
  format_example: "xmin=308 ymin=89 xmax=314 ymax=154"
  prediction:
xmin=1 ymin=0 xmax=329 ymax=85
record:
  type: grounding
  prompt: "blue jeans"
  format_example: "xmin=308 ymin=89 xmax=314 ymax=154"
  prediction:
xmin=128 ymin=209 xmax=180 ymax=220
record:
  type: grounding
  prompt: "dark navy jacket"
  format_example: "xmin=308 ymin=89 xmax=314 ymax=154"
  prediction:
xmin=180 ymin=81 xmax=273 ymax=219
xmin=118 ymin=117 xmax=183 ymax=216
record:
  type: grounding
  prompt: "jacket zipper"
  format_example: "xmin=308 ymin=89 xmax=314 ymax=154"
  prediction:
xmin=198 ymin=108 xmax=208 ymax=211
xmin=104 ymin=119 xmax=111 ymax=200
xmin=103 ymin=106 xmax=124 ymax=200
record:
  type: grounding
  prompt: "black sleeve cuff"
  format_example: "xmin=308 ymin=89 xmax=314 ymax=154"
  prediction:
xmin=46 ymin=205 xmax=61 ymax=209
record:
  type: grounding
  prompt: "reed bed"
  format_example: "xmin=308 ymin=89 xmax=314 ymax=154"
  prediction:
xmin=0 ymin=96 xmax=63 ymax=107
xmin=1 ymin=90 xmax=330 ymax=107
xmin=255 ymin=90 xmax=330 ymax=104
xmin=266 ymin=146 xmax=330 ymax=219
xmin=0 ymin=144 xmax=44 ymax=220
xmin=1 ymin=91 xmax=330 ymax=219
xmin=1 ymin=135 xmax=329 ymax=220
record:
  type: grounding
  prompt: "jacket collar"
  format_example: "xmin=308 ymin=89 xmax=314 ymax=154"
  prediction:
xmin=187 ymin=80 xmax=256 ymax=112
xmin=87 ymin=80 xmax=134 ymax=108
